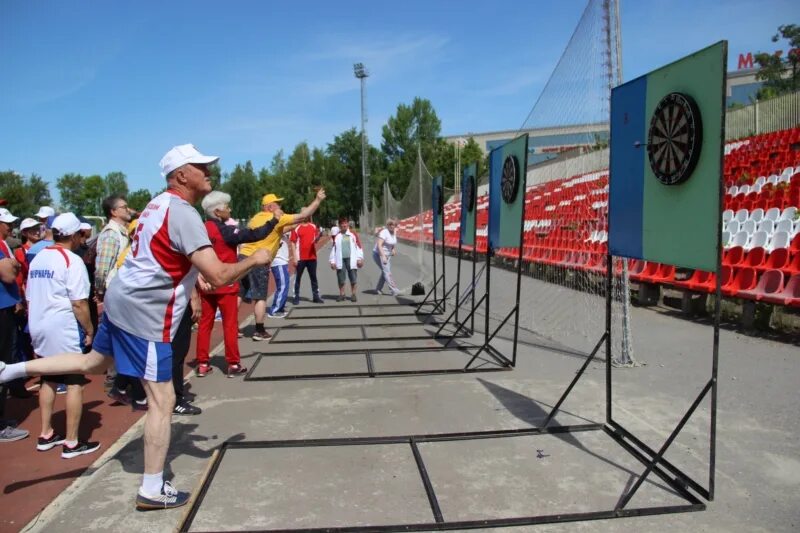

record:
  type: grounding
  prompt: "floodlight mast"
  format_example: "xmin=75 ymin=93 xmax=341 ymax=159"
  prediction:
xmin=354 ymin=63 xmax=370 ymax=224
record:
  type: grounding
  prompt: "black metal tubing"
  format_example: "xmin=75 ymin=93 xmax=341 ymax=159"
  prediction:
xmin=616 ymin=379 xmax=713 ymax=509
xmin=179 ymin=424 xmax=706 ymax=533
xmin=410 ymin=439 xmax=444 ymax=523
xmin=603 ymin=425 xmax=704 ymax=505
xmin=271 ymin=317 xmax=441 ymax=330
xmin=267 ymin=323 xmax=470 ymax=344
xmin=607 ymin=418 xmax=710 ymax=500
xmin=243 ymin=345 xmax=509 ymax=381
xmin=542 ymin=332 xmax=607 ymax=428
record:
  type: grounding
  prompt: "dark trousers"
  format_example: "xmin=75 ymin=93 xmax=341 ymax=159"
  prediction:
xmin=171 ymin=310 xmax=192 ymax=400
xmin=294 ymin=259 xmax=319 ymax=298
xmin=0 ymin=306 xmax=26 ymax=418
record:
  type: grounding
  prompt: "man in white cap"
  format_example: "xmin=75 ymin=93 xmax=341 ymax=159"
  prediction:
xmin=27 ymin=213 xmax=99 ymax=458
xmin=0 ymin=207 xmax=31 ymax=442
xmin=0 ymin=144 xmax=274 ymax=509
xmin=34 ymin=205 xmax=56 ymax=223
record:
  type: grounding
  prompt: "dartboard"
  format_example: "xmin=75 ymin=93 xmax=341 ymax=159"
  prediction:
xmin=501 ymin=155 xmax=519 ymax=204
xmin=646 ymin=92 xmax=703 ymax=186
xmin=464 ymin=175 xmax=475 ymax=212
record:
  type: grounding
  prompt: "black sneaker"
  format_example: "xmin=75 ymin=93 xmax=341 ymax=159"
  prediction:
xmin=291 ymin=297 xmax=300 ymax=305
xmin=132 ymin=399 xmax=148 ymax=412
xmin=252 ymin=330 xmax=271 ymax=341
xmin=136 ymin=481 xmax=190 ymax=511
xmin=108 ymin=386 xmax=131 ymax=405
xmin=173 ymin=399 xmax=202 ymax=416
xmin=37 ymin=433 xmax=65 ymax=451
xmin=312 ymin=296 xmax=324 ymax=304
xmin=336 ymin=295 xmax=344 ymax=302
xmin=62 ymin=440 xmax=101 ymax=459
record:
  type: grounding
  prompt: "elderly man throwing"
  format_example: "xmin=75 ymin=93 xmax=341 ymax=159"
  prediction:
xmin=0 ymin=144 xmax=272 ymax=510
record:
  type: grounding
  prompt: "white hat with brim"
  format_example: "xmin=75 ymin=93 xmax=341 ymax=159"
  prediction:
xmin=51 ymin=213 xmax=82 ymax=236
xmin=160 ymin=144 xmax=219 ymax=177
xmin=35 ymin=206 xmax=56 ymax=219
xmin=79 ymin=222 xmax=92 ymax=231
xmin=20 ymin=218 xmax=41 ymax=231
xmin=0 ymin=208 xmax=18 ymax=224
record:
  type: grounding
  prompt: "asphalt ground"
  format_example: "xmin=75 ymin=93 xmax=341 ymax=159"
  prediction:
xmin=11 ymin=238 xmax=800 ymax=533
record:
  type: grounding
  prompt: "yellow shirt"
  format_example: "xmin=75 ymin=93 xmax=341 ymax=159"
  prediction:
xmin=239 ymin=212 xmax=295 ymax=257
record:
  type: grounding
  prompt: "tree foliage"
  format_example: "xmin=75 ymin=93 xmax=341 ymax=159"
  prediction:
xmin=19 ymin=97 xmax=495 ymax=227
xmin=381 ymin=97 xmax=442 ymax=199
xmin=755 ymin=24 xmax=800 ymax=99
xmin=0 ymin=171 xmax=53 ymax=217
xmin=127 ymin=188 xmax=152 ymax=213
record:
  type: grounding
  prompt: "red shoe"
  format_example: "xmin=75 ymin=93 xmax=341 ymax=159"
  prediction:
xmin=195 ymin=364 xmax=213 ymax=378
xmin=227 ymin=364 xmax=247 ymax=378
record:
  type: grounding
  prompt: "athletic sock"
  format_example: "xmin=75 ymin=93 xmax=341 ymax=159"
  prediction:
xmin=141 ymin=471 xmax=164 ymax=496
xmin=0 ymin=362 xmax=28 ymax=383
xmin=255 ymin=322 xmax=265 ymax=333
xmin=64 ymin=440 xmax=78 ymax=448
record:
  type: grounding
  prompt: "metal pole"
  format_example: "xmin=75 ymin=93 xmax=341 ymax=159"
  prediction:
xmin=360 ymin=75 xmax=368 ymax=220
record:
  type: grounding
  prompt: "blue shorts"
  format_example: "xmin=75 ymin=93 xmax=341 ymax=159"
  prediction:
xmin=93 ymin=314 xmax=173 ymax=382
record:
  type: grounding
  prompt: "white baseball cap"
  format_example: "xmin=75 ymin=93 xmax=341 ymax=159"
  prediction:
xmin=20 ymin=218 xmax=41 ymax=231
xmin=79 ymin=222 xmax=92 ymax=231
xmin=0 ymin=208 xmax=18 ymax=224
xmin=35 ymin=206 xmax=56 ymax=219
xmin=51 ymin=213 xmax=82 ymax=236
xmin=160 ymin=144 xmax=219 ymax=177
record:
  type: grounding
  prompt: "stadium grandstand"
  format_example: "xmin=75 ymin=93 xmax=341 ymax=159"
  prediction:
xmin=395 ymin=126 xmax=800 ymax=316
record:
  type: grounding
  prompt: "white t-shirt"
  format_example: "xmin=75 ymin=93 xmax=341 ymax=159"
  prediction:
xmin=272 ymin=236 xmax=290 ymax=267
xmin=27 ymin=246 xmax=90 ymax=356
xmin=105 ymin=190 xmax=211 ymax=342
xmin=374 ymin=228 xmax=397 ymax=255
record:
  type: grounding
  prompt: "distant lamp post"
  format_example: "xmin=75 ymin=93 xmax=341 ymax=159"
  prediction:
xmin=354 ymin=63 xmax=370 ymax=221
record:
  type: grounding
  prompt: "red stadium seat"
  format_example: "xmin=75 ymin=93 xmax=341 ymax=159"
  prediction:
xmin=723 ymin=246 xmax=744 ymax=266
xmin=760 ymin=274 xmax=800 ymax=307
xmin=737 ymin=269 xmax=785 ymax=301
xmin=672 ymin=269 xmax=711 ymax=290
xmin=722 ymin=267 xmax=757 ymax=297
xmin=742 ymin=247 xmax=766 ymax=269
xmin=756 ymin=248 xmax=789 ymax=273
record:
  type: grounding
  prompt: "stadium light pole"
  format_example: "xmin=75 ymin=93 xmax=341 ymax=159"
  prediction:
xmin=354 ymin=63 xmax=369 ymax=224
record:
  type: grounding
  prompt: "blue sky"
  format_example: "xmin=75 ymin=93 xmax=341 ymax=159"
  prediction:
xmin=0 ymin=0 xmax=794 ymax=201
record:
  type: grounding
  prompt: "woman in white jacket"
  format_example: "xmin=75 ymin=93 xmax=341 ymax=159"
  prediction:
xmin=329 ymin=218 xmax=364 ymax=302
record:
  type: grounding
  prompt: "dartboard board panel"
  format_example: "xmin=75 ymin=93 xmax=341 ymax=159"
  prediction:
xmin=646 ymin=92 xmax=703 ymax=185
xmin=608 ymin=41 xmax=725 ymax=272
xmin=501 ymin=156 xmax=520 ymax=204
xmin=488 ymin=134 xmax=528 ymax=249
xmin=460 ymin=164 xmax=478 ymax=246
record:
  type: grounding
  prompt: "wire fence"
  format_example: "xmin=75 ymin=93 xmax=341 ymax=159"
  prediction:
xmin=726 ymin=90 xmax=800 ymax=140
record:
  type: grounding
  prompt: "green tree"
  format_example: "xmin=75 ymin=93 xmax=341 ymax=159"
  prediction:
xmin=326 ymin=128 xmax=363 ymax=222
xmin=82 ymin=175 xmax=106 ymax=216
xmin=27 ymin=174 xmax=53 ymax=210
xmin=381 ymin=97 xmax=442 ymax=199
xmin=222 ymin=161 xmax=259 ymax=220
xmin=127 ymin=188 xmax=152 ymax=213
xmin=208 ymin=162 xmax=222 ymax=190
xmin=0 ymin=171 xmax=30 ymax=216
xmin=755 ymin=24 xmax=800 ymax=99
xmin=104 ymin=171 xmax=129 ymax=198
xmin=56 ymin=173 xmax=85 ymax=213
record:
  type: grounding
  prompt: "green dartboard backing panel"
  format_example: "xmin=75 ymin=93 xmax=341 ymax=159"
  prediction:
xmin=488 ymin=134 xmax=528 ymax=249
xmin=460 ymin=163 xmax=477 ymax=246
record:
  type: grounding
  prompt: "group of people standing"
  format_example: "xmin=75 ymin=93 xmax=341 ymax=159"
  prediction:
xmin=0 ymin=143 xmax=405 ymax=512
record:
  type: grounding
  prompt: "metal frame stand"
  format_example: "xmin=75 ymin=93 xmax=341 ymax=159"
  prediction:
xmin=244 ymin=344 xmax=510 ymax=381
